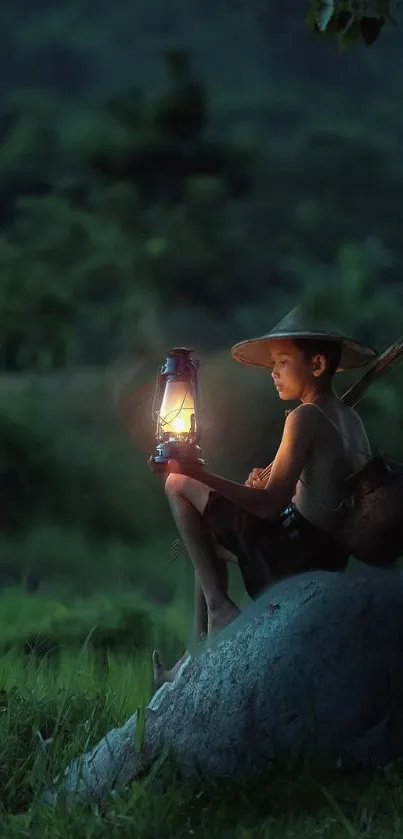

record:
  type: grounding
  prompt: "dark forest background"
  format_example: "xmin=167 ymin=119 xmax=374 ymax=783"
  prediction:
xmin=1 ymin=0 xmax=403 ymax=598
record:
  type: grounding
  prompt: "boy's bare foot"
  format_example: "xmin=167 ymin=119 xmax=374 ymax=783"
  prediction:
xmin=207 ymin=600 xmax=240 ymax=637
xmin=152 ymin=649 xmax=191 ymax=691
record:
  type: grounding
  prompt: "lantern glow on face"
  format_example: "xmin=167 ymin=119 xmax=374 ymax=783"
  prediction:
xmin=159 ymin=378 xmax=196 ymax=437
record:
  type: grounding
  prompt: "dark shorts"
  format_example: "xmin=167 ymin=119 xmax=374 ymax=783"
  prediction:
xmin=203 ymin=491 xmax=349 ymax=600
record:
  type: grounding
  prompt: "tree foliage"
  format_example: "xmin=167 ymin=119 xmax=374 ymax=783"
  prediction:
xmin=305 ymin=1 xmax=398 ymax=49
xmin=0 ymin=52 xmax=259 ymax=370
xmin=1 ymin=4 xmax=403 ymax=585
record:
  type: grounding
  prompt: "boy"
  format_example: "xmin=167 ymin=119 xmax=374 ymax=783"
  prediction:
xmin=152 ymin=305 xmax=377 ymax=689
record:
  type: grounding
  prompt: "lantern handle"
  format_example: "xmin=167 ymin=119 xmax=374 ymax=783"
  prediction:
xmin=151 ymin=367 xmax=166 ymax=422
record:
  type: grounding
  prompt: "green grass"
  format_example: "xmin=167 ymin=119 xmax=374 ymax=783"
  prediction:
xmin=0 ymin=572 xmax=403 ymax=837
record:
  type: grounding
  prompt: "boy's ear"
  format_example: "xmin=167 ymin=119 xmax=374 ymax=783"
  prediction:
xmin=312 ymin=353 xmax=327 ymax=377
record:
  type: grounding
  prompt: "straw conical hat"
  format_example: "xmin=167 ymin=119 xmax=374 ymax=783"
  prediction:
xmin=231 ymin=305 xmax=378 ymax=372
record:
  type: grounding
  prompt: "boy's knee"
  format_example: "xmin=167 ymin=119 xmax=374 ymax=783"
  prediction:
xmin=165 ymin=472 xmax=186 ymax=497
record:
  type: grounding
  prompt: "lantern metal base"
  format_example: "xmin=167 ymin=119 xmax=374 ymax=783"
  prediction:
xmin=152 ymin=441 xmax=205 ymax=473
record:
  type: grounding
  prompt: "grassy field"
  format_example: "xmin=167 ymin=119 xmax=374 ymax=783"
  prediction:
xmin=1 ymin=367 xmax=403 ymax=836
xmin=1 ymin=570 xmax=403 ymax=838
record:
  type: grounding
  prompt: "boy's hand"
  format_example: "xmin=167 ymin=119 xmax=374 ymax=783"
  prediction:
xmin=147 ymin=456 xmax=180 ymax=473
xmin=166 ymin=459 xmax=205 ymax=478
xmin=245 ymin=467 xmax=267 ymax=489
xmin=147 ymin=456 xmax=204 ymax=478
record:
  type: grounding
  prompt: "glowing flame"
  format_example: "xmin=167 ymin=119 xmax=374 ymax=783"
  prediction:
xmin=172 ymin=416 xmax=186 ymax=433
xmin=159 ymin=380 xmax=196 ymax=436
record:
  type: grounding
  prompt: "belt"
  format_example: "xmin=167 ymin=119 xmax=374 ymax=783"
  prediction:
xmin=280 ymin=503 xmax=301 ymax=542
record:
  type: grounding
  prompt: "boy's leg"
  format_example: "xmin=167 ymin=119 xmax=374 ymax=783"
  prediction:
xmin=152 ymin=474 xmax=237 ymax=690
xmin=194 ymin=559 xmax=229 ymax=640
xmin=154 ymin=575 xmax=208 ymax=692
xmin=194 ymin=573 xmax=208 ymax=640
xmin=153 ymin=562 xmax=229 ymax=692
xmin=164 ymin=473 xmax=239 ymax=633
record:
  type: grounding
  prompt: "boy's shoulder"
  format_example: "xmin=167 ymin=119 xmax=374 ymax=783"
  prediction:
xmin=289 ymin=399 xmax=359 ymax=421
xmin=285 ymin=402 xmax=323 ymax=425
xmin=286 ymin=400 xmax=364 ymax=439
xmin=283 ymin=403 xmax=322 ymax=443
xmin=288 ymin=400 xmax=369 ymax=455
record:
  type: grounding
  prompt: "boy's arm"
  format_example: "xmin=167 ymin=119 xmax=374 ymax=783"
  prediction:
xmin=174 ymin=405 xmax=317 ymax=520
xmin=263 ymin=405 xmax=317 ymax=510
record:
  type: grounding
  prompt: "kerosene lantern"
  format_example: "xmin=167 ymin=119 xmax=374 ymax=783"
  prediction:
xmin=150 ymin=348 xmax=205 ymax=472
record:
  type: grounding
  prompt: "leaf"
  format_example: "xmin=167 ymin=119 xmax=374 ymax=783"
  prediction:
xmin=316 ymin=0 xmax=336 ymax=31
xmin=337 ymin=17 xmax=363 ymax=49
xmin=360 ymin=15 xmax=385 ymax=44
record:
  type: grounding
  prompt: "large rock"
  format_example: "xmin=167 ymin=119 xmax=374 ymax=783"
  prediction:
xmin=43 ymin=568 xmax=403 ymax=806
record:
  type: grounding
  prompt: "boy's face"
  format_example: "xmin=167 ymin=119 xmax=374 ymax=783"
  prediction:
xmin=267 ymin=339 xmax=326 ymax=402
